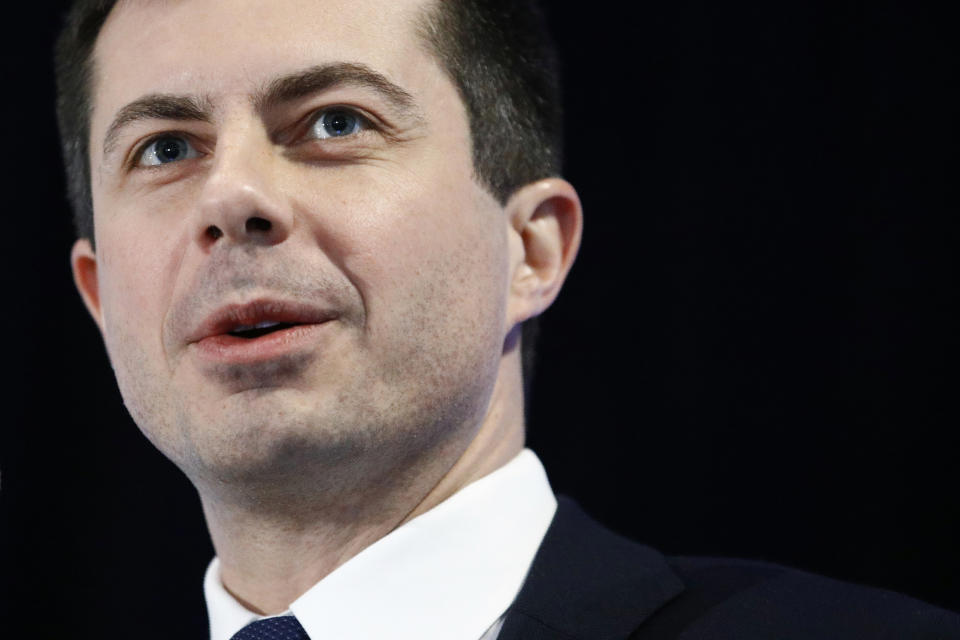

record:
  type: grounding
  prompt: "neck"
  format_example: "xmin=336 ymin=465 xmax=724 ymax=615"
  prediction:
xmin=200 ymin=352 xmax=526 ymax=615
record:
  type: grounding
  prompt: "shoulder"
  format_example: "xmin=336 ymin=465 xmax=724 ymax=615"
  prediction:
xmin=500 ymin=497 xmax=960 ymax=640
xmin=647 ymin=555 xmax=960 ymax=638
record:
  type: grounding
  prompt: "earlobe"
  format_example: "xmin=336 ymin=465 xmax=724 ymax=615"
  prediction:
xmin=71 ymin=238 xmax=104 ymax=332
xmin=506 ymin=178 xmax=583 ymax=326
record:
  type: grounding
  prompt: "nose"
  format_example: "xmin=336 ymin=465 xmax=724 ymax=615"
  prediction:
xmin=194 ymin=126 xmax=292 ymax=249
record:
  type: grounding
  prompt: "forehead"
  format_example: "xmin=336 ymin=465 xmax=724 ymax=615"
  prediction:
xmin=91 ymin=0 xmax=440 ymax=134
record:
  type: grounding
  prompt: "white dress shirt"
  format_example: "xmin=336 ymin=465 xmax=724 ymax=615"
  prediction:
xmin=204 ymin=449 xmax=557 ymax=640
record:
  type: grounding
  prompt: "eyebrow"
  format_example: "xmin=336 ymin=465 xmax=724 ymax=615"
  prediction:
xmin=102 ymin=94 xmax=213 ymax=158
xmin=101 ymin=62 xmax=422 ymax=160
xmin=254 ymin=62 xmax=420 ymax=120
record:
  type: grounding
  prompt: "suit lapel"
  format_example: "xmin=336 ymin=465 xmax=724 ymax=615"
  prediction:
xmin=498 ymin=496 xmax=684 ymax=640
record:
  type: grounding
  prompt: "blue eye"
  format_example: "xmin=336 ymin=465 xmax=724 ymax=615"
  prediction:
xmin=310 ymin=109 xmax=363 ymax=139
xmin=139 ymin=136 xmax=200 ymax=166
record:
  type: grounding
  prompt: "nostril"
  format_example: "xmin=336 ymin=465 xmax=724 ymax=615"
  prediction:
xmin=206 ymin=225 xmax=224 ymax=240
xmin=246 ymin=217 xmax=272 ymax=233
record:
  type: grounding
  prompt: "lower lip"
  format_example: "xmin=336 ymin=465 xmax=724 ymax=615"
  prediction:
xmin=191 ymin=323 xmax=332 ymax=365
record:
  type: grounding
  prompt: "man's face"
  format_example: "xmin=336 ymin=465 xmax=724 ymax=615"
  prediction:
xmin=80 ymin=0 xmax=517 ymax=488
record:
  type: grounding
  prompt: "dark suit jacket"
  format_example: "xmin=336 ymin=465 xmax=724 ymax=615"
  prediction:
xmin=498 ymin=497 xmax=960 ymax=639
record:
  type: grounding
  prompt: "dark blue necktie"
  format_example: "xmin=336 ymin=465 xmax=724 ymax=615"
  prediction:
xmin=229 ymin=615 xmax=310 ymax=640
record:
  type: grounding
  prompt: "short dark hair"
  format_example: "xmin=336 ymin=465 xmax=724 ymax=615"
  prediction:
xmin=54 ymin=0 xmax=115 ymax=244
xmin=415 ymin=0 xmax=563 ymax=203
xmin=54 ymin=0 xmax=563 ymax=391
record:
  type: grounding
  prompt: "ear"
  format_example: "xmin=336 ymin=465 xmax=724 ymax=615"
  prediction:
xmin=71 ymin=238 xmax=105 ymax=333
xmin=505 ymin=178 xmax=583 ymax=327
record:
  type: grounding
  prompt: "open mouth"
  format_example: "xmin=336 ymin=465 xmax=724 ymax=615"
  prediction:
xmin=227 ymin=321 xmax=300 ymax=339
xmin=188 ymin=299 xmax=338 ymax=364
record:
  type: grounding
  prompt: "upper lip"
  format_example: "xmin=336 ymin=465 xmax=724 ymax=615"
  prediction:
xmin=187 ymin=298 xmax=337 ymax=344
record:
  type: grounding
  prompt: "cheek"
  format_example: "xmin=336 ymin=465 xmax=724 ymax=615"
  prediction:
xmin=363 ymin=152 xmax=500 ymax=258
xmin=95 ymin=216 xmax=179 ymax=366
xmin=324 ymin=168 xmax=507 ymax=313
xmin=94 ymin=221 xmax=190 ymax=457
xmin=328 ymin=172 xmax=510 ymax=376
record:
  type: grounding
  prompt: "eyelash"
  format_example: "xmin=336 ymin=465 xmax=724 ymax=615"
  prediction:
xmin=305 ymin=106 xmax=374 ymax=140
xmin=129 ymin=105 xmax=378 ymax=169
xmin=131 ymin=131 xmax=201 ymax=169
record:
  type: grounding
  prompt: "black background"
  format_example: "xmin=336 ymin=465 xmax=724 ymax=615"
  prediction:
xmin=1 ymin=1 xmax=957 ymax=636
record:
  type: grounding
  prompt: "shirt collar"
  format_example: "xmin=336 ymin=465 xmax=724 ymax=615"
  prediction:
xmin=205 ymin=449 xmax=557 ymax=640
